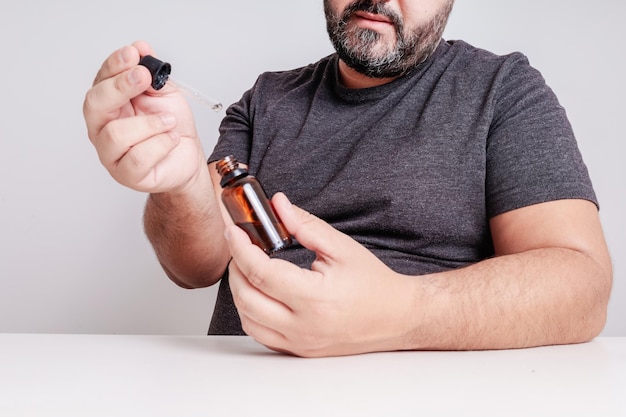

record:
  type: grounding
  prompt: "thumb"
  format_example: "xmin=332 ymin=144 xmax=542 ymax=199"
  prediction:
xmin=272 ymin=193 xmax=349 ymax=262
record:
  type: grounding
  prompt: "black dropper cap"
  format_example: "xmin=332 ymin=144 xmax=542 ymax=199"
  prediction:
xmin=138 ymin=55 xmax=171 ymax=90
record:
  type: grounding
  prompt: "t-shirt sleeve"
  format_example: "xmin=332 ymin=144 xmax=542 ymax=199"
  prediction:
xmin=485 ymin=53 xmax=597 ymax=218
xmin=207 ymin=82 xmax=257 ymax=165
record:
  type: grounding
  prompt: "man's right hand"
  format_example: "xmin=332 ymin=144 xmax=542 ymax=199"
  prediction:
xmin=83 ymin=40 xmax=207 ymax=194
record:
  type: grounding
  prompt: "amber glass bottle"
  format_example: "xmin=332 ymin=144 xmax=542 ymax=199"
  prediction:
xmin=216 ymin=155 xmax=293 ymax=254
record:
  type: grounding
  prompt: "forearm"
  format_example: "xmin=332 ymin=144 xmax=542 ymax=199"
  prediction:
xmin=143 ymin=165 xmax=230 ymax=288
xmin=403 ymin=247 xmax=612 ymax=351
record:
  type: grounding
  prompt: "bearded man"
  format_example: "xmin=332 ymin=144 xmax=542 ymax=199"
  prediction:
xmin=83 ymin=0 xmax=612 ymax=357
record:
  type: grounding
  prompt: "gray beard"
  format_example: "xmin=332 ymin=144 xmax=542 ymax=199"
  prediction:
xmin=325 ymin=0 xmax=453 ymax=78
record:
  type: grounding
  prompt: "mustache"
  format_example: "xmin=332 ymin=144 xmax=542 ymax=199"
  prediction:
xmin=340 ymin=0 xmax=404 ymax=30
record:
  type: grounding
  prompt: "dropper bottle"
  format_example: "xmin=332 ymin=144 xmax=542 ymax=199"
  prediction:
xmin=138 ymin=55 xmax=222 ymax=112
xmin=216 ymin=156 xmax=293 ymax=254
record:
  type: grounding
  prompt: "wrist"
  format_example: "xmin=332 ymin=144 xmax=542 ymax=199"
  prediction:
xmin=364 ymin=271 xmax=434 ymax=353
xmin=146 ymin=154 xmax=213 ymax=216
xmin=398 ymin=272 xmax=456 ymax=351
xmin=146 ymin=157 xmax=217 ymax=224
xmin=170 ymin=154 xmax=212 ymax=197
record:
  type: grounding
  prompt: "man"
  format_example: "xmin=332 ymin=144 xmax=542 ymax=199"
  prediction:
xmin=83 ymin=0 xmax=612 ymax=357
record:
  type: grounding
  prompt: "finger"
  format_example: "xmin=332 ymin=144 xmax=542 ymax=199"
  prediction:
xmin=92 ymin=42 xmax=154 ymax=86
xmin=96 ymin=113 xmax=178 ymax=167
xmin=235 ymin=311 xmax=292 ymax=355
xmin=83 ymin=65 xmax=153 ymax=138
xmin=225 ymin=224 xmax=318 ymax=303
xmin=228 ymin=260 xmax=293 ymax=330
xmin=239 ymin=317 xmax=290 ymax=353
xmin=111 ymin=132 xmax=182 ymax=189
xmin=272 ymin=193 xmax=352 ymax=263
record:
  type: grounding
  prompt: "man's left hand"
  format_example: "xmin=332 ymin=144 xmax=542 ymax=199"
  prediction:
xmin=225 ymin=193 xmax=414 ymax=357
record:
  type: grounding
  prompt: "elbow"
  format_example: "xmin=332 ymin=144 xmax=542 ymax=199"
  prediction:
xmin=575 ymin=305 xmax=609 ymax=345
xmin=159 ymin=260 xmax=225 ymax=289
xmin=571 ymin=256 xmax=613 ymax=344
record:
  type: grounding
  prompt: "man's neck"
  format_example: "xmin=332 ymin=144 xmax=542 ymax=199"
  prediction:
xmin=337 ymin=60 xmax=398 ymax=89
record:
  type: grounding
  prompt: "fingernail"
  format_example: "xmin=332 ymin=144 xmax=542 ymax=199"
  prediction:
xmin=275 ymin=192 xmax=292 ymax=211
xmin=168 ymin=131 xmax=180 ymax=143
xmin=160 ymin=113 xmax=176 ymax=127
xmin=119 ymin=46 xmax=131 ymax=65
xmin=128 ymin=67 xmax=142 ymax=85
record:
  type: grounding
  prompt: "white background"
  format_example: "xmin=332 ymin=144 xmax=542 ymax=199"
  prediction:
xmin=1 ymin=0 xmax=624 ymax=336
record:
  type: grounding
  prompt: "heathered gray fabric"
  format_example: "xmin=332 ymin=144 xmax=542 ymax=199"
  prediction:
xmin=206 ymin=39 xmax=597 ymax=335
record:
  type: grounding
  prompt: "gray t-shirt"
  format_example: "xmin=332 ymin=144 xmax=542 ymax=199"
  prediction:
xmin=207 ymin=39 xmax=597 ymax=335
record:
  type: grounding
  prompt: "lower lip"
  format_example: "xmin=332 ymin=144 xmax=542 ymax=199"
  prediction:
xmin=351 ymin=15 xmax=394 ymax=31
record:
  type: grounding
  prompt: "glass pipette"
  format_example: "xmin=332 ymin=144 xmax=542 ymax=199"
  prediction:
xmin=139 ymin=55 xmax=223 ymax=112
xmin=168 ymin=77 xmax=223 ymax=112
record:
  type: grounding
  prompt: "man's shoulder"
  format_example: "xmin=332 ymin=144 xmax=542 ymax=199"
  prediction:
xmin=255 ymin=54 xmax=336 ymax=89
xmin=432 ymin=39 xmax=541 ymax=92
xmin=440 ymin=39 xmax=528 ymax=67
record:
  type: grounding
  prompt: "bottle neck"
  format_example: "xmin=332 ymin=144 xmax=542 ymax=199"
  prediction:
xmin=219 ymin=168 xmax=248 ymax=188
xmin=216 ymin=155 xmax=249 ymax=188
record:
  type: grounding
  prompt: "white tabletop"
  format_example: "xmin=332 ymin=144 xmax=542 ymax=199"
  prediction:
xmin=0 ymin=334 xmax=624 ymax=417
